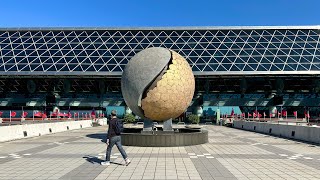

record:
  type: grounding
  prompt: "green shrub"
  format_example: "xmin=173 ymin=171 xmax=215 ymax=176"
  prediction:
xmin=123 ymin=113 xmax=136 ymax=123
xmin=187 ymin=114 xmax=200 ymax=124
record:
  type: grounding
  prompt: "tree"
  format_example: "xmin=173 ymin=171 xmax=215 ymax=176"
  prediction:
xmin=123 ymin=113 xmax=136 ymax=124
xmin=187 ymin=114 xmax=200 ymax=124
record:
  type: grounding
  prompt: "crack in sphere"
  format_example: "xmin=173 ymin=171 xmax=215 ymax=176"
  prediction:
xmin=121 ymin=47 xmax=195 ymax=121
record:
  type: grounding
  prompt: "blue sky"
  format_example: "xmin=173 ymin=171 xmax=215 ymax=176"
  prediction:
xmin=0 ymin=0 xmax=319 ymax=27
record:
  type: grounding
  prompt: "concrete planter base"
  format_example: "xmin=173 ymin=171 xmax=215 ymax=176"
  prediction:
xmin=121 ymin=130 xmax=208 ymax=147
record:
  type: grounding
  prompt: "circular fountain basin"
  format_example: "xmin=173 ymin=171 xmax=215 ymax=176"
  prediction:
xmin=121 ymin=126 xmax=208 ymax=147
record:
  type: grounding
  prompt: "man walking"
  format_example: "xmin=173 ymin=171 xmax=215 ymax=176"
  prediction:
xmin=101 ymin=110 xmax=131 ymax=166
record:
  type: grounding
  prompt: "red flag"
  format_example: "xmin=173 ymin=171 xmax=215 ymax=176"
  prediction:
xmin=58 ymin=112 xmax=66 ymax=117
xmin=74 ymin=112 xmax=78 ymax=117
xmin=10 ymin=111 xmax=16 ymax=117
xmin=230 ymin=108 xmax=234 ymax=116
xmin=241 ymin=113 xmax=245 ymax=117
xmin=269 ymin=113 xmax=272 ymax=117
xmin=0 ymin=111 xmax=3 ymax=117
xmin=42 ymin=112 xmax=47 ymax=119
xmin=34 ymin=111 xmax=42 ymax=117
xmin=258 ymin=113 xmax=262 ymax=118
xmin=91 ymin=108 xmax=96 ymax=118
xmin=282 ymin=110 xmax=287 ymax=117
xmin=304 ymin=110 xmax=307 ymax=117
xmin=248 ymin=113 xmax=252 ymax=117
xmin=22 ymin=111 xmax=28 ymax=118
xmin=68 ymin=107 xmax=72 ymax=118
xmin=293 ymin=111 xmax=297 ymax=117
xmin=253 ymin=112 xmax=256 ymax=118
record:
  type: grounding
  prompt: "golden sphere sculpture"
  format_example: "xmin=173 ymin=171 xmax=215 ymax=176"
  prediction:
xmin=121 ymin=47 xmax=195 ymax=121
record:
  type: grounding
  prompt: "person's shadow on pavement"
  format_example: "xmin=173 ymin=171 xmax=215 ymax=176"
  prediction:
xmin=83 ymin=155 xmax=104 ymax=164
xmin=110 ymin=162 xmax=123 ymax=166
xmin=83 ymin=155 xmax=125 ymax=166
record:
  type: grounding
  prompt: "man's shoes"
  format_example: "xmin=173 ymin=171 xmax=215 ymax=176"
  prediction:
xmin=101 ymin=161 xmax=110 ymax=166
xmin=125 ymin=158 xmax=131 ymax=166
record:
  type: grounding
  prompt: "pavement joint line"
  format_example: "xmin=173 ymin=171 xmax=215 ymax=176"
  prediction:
xmin=292 ymin=156 xmax=300 ymax=158
xmin=251 ymin=143 xmax=261 ymax=145
xmin=303 ymin=157 xmax=313 ymax=159
xmin=8 ymin=153 xmax=18 ymax=156
xmin=279 ymin=154 xmax=288 ymax=156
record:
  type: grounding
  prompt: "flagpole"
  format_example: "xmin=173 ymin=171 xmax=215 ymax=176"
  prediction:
xmin=307 ymin=110 xmax=310 ymax=126
xmin=255 ymin=106 xmax=257 ymax=116
xmin=10 ymin=110 xmax=11 ymax=125
xmin=33 ymin=109 xmax=34 ymax=123
xmin=269 ymin=113 xmax=271 ymax=121
xmin=252 ymin=112 xmax=254 ymax=121
xmin=286 ymin=110 xmax=287 ymax=120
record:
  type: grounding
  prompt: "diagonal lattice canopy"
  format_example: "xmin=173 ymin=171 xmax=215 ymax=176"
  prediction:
xmin=0 ymin=26 xmax=320 ymax=76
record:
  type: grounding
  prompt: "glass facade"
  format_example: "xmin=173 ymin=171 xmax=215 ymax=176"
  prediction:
xmin=0 ymin=27 xmax=320 ymax=76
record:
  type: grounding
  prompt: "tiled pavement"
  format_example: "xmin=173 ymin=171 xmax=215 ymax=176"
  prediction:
xmin=1 ymin=125 xmax=320 ymax=179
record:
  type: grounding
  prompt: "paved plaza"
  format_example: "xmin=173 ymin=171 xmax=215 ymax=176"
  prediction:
xmin=0 ymin=125 xmax=320 ymax=180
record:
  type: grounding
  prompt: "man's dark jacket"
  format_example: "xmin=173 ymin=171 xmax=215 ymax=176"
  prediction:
xmin=107 ymin=118 xmax=120 ymax=139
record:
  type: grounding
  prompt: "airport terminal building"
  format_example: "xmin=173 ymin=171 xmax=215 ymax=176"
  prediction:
xmin=0 ymin=26 xmax=320 ymax=119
